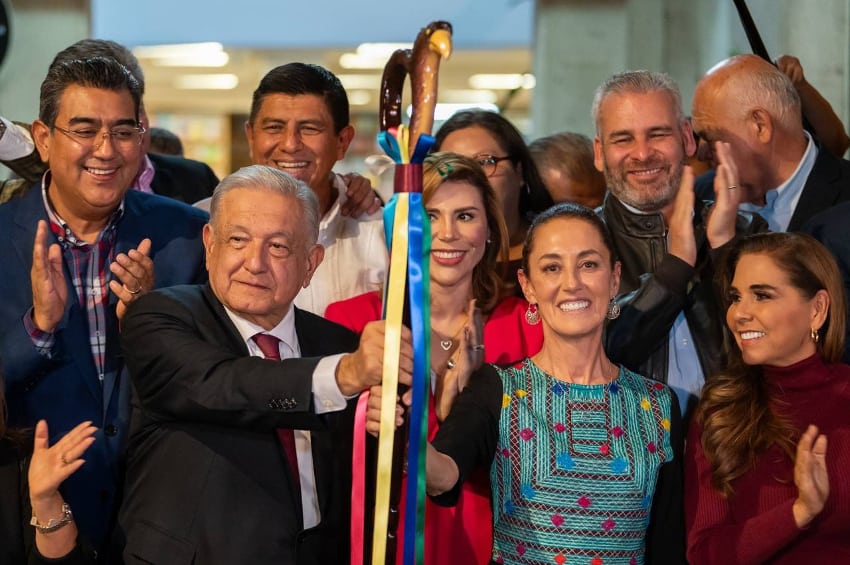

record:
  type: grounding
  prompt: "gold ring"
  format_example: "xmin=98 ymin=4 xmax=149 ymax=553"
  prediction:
xmin=60 ymin=454 xmax=70 ymax=465
xmin=126 ymin=285 xmax=142 ymax=295
xmin=727 ymin=185 xmax=738 ymax=190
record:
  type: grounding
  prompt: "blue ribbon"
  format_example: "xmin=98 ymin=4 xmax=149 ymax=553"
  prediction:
xmin=401 ymin=192 xmax=431 ymax=565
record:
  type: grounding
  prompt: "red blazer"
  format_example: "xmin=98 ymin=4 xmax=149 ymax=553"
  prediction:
xmin=325 ymin=291 xmax=542 ymax=565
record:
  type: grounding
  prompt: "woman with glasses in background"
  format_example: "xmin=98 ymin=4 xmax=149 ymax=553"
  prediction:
xmin=435 ymin=110 xmax=554 ymax=292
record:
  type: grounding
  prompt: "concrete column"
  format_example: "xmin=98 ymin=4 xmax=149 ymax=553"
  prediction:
xmin=0 ymin=0 xmax=89 ymax=178
xmin=531 ymin=0 xmax=850 ymax=145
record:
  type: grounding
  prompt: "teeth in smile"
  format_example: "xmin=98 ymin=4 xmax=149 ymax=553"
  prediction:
xmin=433 ymin=251 xmax=463 ymax=259
xmin=740 ymin=331 xmax=765 ymax=340
xmin=632 ymin=168 xmax=663 ymax=176
xmin=86 ymin=167 xmax=117 ymax=176
xmin=275 ymin=161 xmax=307 ymax=169
xmin=559 ymin=300 xmax=589 ymax=312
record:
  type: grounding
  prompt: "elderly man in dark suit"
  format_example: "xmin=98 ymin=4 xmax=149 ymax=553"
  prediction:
xmin=118 ymin=164 xmax=410 ymax=564
xmin=692 ymin=54 xmax=850 ymax=232
xmin=0 ymin=55 xmax=208 ymax=554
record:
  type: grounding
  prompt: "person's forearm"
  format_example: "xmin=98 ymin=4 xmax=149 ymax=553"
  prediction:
xmin=797 ymin=82 xmax=850 ymax=157
xmin=30 ymin=495 xmax=78 ymax=559
xmin=426 ymin=443 xmax=460 ymax=496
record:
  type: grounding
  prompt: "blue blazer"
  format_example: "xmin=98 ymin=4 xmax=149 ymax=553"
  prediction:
xmin=0 ymin=183 xmax=208 ymax=549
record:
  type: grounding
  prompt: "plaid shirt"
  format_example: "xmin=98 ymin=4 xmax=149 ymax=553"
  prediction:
xmin=24 ymin=174 xmax=123 ymax=384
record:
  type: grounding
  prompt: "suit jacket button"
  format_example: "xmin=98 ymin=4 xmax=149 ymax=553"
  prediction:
xmin=104 ymin=424 xmax=118 ymax=437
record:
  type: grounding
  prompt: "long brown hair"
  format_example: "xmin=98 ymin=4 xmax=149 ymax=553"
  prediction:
xmin=698 ymin=232 xmax=846 ymax=496
xmin=422 ymin=152 xmax=510 ymax=313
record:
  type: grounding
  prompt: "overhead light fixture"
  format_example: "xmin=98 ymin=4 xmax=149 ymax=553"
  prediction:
xmin=348 ymin=90 xmax=372 ymax=106
xmin=407 ymin=103 xmax=499 ymax=121
xmin=175 ymin=73 xmax=238 ymax=90
xmin=468 ymin=73 xmax=536 ymax=90
xmin=133 ymin=42 xmax=229 ymax=68
xmin=441 ymin=89 xmax=498 ymax=104
xmin=339 ymin=42 xmax=411 ymax=70
xmin=336 ymin=74 xmax=382 ymax=90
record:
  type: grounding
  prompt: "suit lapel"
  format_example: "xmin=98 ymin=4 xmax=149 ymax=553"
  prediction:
xmin=13 ymin=185 xmax=102 ymax=406
xmin=788 ymin=149 xmax=842 ymax=231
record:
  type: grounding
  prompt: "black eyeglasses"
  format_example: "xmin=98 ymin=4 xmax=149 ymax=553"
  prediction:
xmin=474 ymin=154 xmax=512 ymax=177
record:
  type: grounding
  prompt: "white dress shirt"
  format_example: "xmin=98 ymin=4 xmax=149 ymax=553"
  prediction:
xmin=224 ymin=304 xmax=347 ymax=529
xmin=294 ymin=174 xmax=388 ymax=315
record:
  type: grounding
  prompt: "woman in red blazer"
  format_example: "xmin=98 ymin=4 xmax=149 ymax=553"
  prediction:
xmin=326 ymin=152 xmax=542 ymax=565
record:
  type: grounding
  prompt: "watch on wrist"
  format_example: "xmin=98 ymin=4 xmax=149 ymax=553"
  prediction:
xmin=30 ymin=502 xmax=73 ymax=533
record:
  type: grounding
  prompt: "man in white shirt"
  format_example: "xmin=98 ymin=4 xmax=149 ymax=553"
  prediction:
xmin=118 ymin=165 xmax=411 ymax=564
xmin=245 ymin=62 xmax=388 ymax=315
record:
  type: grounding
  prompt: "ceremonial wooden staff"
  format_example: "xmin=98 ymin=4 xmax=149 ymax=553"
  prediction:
xmin=349 ymin=20 xmax=452 ymax=565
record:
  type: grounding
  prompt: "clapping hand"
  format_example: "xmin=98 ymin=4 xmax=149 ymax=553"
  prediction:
xmin=435 ymin=299 xmax=484 ymax=422
xmin=706 ymin=141 xmax=742 ymax=248
xmin=28 ymin=420 xmax=97 ymax=506
xmin=30 ymin=220 xmax=68 ymax=333
xmin=792 ymin=424 xmax=829 ymax=528
xmin=109 ymin=238 xmax=154 ymax=320
xmin=667 ymin=166 xmax=697 ymax=267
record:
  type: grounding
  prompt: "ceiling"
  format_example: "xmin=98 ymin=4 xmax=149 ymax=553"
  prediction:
xmin=137 ymin=45 xmax=535 ymax=120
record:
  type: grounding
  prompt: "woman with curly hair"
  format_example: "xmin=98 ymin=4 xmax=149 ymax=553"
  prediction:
xmin=685 ymin=232 xmax=850 ymax=564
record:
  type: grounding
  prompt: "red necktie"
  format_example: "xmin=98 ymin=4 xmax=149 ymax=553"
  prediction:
xmin=252 ymin=333 xmax=301 ymax=499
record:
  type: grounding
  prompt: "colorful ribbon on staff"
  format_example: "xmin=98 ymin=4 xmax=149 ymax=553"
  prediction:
xmin=350 ymin=123 xmax=435 ymax=565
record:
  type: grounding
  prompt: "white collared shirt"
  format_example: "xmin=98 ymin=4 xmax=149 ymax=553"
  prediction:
xmin=224 ymin=304 xmax=347 ymax=529
xmin=293 ymin=174 xmax=387 ymax=315
xmin=739 ymin=132 xmax=818 ymax=232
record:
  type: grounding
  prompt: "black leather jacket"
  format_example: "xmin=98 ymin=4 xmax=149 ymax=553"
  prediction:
xmin=601 ymin=194 xmax=766 ymax=394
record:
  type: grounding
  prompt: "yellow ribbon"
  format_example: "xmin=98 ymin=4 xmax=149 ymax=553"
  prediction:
xmin=372 ymin=194 xmax=410 ymax=564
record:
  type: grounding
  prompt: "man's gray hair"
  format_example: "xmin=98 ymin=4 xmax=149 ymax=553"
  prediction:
xmin=209 ymin=165 xmax=321 ymax=245
xmin=591 ymin=70 xmax=685 ymax=133
xmin=729 ymin=65 xmax=801 ymax=131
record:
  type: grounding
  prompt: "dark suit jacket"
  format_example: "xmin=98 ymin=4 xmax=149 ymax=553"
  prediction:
xmin=695 ymin=147 xmax=850 ymax=231
xmin=0 ymin=185 xmax=208 ymax=549
xmin=802 ymin=201 xmax=850 ymax=363
xmin=119 ymin=284 xmax=359 ymax=565
xmin=148 ymin=152 xmax=218 ymax=204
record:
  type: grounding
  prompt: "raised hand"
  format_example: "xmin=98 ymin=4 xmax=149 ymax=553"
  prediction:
xmin=706 ymin=141 xmax=742 ymax=248
xmin=340 ymin=172 xmax=382 ymax=217
xmin=30 ymin=220 xmax=68 ymax=333
xmin=109 ymin=238 xmax=154 ymax=320
xmin=435 ymin=299 xmax=483 ymax=421
xmin=792 ymin=424 xmax=829 ymax=528
xmin=667 ymin=165 xmax=697 ymax=267
xmin=29 ymin=420 xmax=97 ymax=505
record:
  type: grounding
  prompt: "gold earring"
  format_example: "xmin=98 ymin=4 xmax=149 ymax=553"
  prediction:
xmin=810 ymin=327 xmax=820 ymax=343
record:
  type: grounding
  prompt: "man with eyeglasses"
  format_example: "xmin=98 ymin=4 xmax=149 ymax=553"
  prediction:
xmin=0 ymin=55 xmax=207 ymax=557
xmin=0 ymin=38 xmax=219 ymax=206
